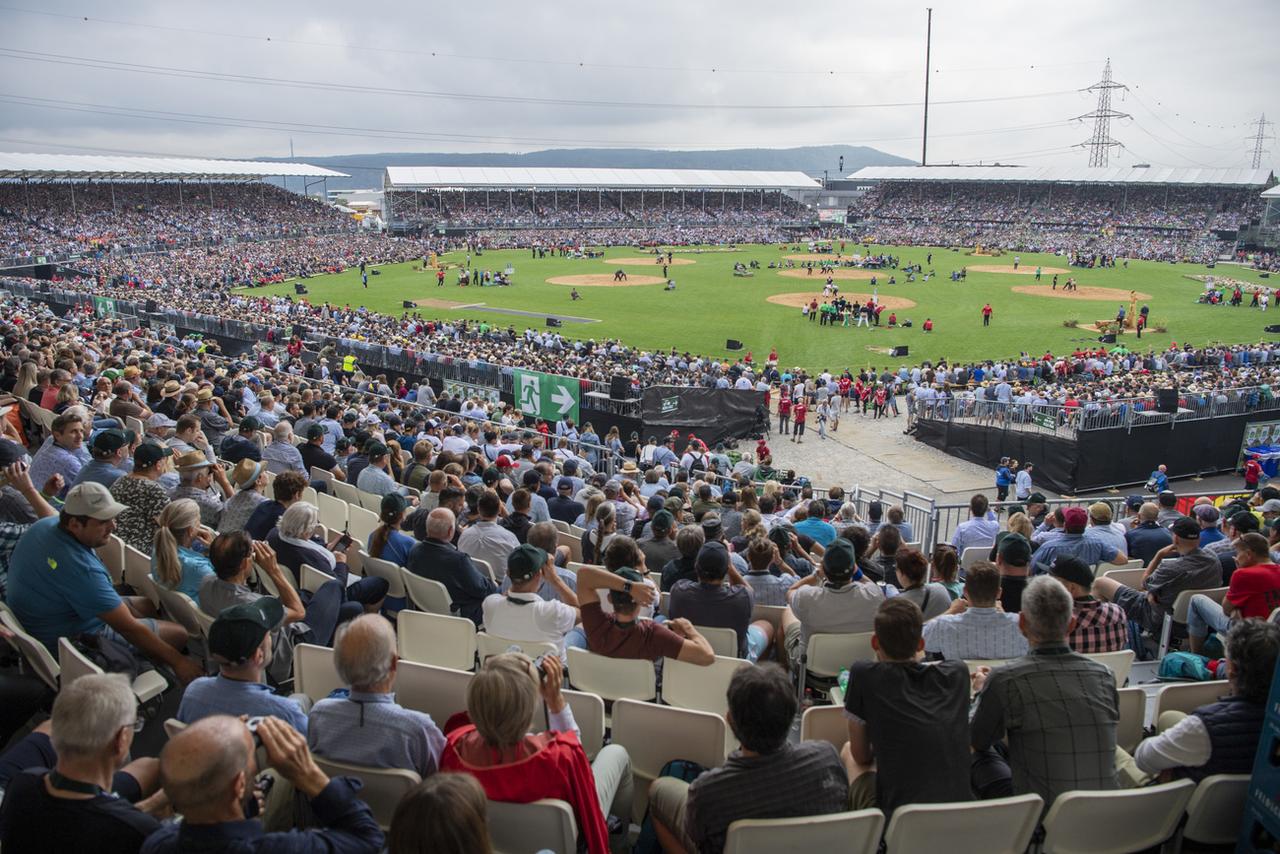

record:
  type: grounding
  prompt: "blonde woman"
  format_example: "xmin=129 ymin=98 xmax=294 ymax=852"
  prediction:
xmin=12 ymin=361 xmax=38 ymax=402
xmin=739 ymin=508 xmax=766 ymax=541
xmin=52 ymin=382 xmax=80 ymax=414
xmin=150 ymin=498 xmax=214 ymax=599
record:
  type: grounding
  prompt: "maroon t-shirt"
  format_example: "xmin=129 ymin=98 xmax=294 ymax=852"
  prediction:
xmin=580 ymin=602 xmax=685 ymax=661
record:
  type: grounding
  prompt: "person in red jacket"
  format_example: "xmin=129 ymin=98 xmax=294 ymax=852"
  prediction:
xmin=792 ymin=397 xmax=808 ymax=444
xmin=440 ymin=653 xmax=632 ymax=854
xmin=1245 ymin=454 xmax=1263 ymax=491
xmin=922 ymin=318 xmax=934 ymax=333
xmin=982 ymin=303 xmax=993 ymax=327
xmin=777 ymin=393 xmax=791 ymax=436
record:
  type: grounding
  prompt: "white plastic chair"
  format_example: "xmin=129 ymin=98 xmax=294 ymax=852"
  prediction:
xmin=566 ymin=647 xmax=656 ymax=702
xmin=1039 ymin=779 xmax=1196 ymax=854
xmin=1099 ymin=567 xmax=1146 ymax=588
xmin=292 ymin=643 xmax=344 ymax=703
xmin=883 ymin=793 xmax=1043 ymax=854
xmin=0 ymin=610 xmax=60 ymax=692
xmin=661 ymin=655 xmax=747 ymax=715
xmin=1154 ymin=680 xmax=1229 ymax=718
xmin=123 ymin=543 xmax=162 ymax=610
xmin=96 ymin=533 xmax=126 ymax=586
xmin=806 ymin=631 xmax=875 ymax=679
xmin=399 ymin=569 xmax=454 ymax=616
xmin=317 ymin=490 xmax=349 ymax=532
xmin=331 ymin=479 xmax=361 ymax=506
xmin=1159 ymin=587 xmax=1228 ymax=659
xmin=346 ymin=504 xmax=379 ymax=546
xmin=312 ymin=756 xmax=421 ymax=830
xmin=1085 ymin=649 xmax=1135 ymax=687
xmin=394 ymin=660 xmax=473 ymax=728
xmin=475 ymin=632 xmax=559 ymax=664
xmin=58 ymin=637 xmax=168 ymax=704
xmin=558 ymin=530 xmax=583 ymax=563
xmin=610 ymin=699 xmax=727 ymax=822
xmin=556 ymin=689 xmax=605 ymax=759
xmin=472 ymin=556 xmax=497 ymax=585
xmin=752 ymin=603 xmax=786 ymax=632
xmin=799 ymin=705 xmax=849 ymax=751
xmin=357 ymin=490 xmax=382 ymax=512
xmin=1116 ymin=686 xmax=1146 ymax=753
xmin=157 ymin=588 xmax=210 ymax=667
xmin=692 ymin=625 xmax=739 ymax=658
xmin=300 ymin=563 xmax=334 ymax=594
xmin=725 ymin=809 xmax=885 ymax=854
xmin=487 ymin=799 xmax=577 ymax=854
xmin=361 ymin=553 xmax=406 ymax=600
xmin=960 ymin=546 xmax=990 ymax=569
xmin=310 ymin=466 xmax=335 ymax=488
xmin=1179 ymin=773 xmax=1250 ymax=849
xmin=396 ymin=609 xmax=477 ymax=671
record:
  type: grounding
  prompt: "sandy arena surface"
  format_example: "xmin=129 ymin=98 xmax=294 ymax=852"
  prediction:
xmin=546 ymin=274 xmax=666 ymax=287
xmin=1011 ymin=285 xmax=1152 ymax=301
xmin=968 ymin=264 xmax=1071 ymax=275
xmin=767 ymin=291 xmax=917 ymax=310
xmin=777 ymin=268 xmax=879 ymax=281
xmin=607 ymin=257 xmax=696 ymax=266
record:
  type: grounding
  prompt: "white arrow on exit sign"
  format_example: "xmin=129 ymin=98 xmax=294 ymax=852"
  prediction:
xmin=551 ymin=385 xmax=576 ymax=415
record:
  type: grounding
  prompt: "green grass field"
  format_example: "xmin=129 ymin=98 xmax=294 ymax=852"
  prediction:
xmin=236 ymin=243 xmax=1280 ymax=372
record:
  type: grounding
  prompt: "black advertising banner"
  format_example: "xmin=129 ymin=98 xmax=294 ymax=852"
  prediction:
xmin=641 ymin=386 xmax=766 ymax=448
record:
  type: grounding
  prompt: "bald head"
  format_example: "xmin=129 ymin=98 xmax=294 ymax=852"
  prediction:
xmin=426 ymin=507 xmax=455 ymax=540
xmin=1139 ymin=502 xmax=1159 ymax=523
xmin=334 ymin=614 xmax=397 ymax=691
xmin=160 ymin=715 xmax=252 ymax=821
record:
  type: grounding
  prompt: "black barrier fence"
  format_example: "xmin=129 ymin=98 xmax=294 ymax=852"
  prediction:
xmin=641 ymin=386 xmax=767 ymax=449
xmin=916 ymin=408 xmax=1280 ymax=494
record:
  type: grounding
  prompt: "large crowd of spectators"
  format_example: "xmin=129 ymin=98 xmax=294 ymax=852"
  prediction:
xmin=847 ymin=181 xmax=1266 ymax=262
xmin=0 ymin=183 xmax=356 ymax=266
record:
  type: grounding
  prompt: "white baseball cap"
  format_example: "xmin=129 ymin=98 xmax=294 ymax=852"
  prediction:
xmin=62 ymin=482 xmax=127 ymax=520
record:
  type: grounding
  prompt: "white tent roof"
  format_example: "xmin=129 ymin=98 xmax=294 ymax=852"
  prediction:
xmin=846 ymin=165 xmax=1273 ymax=187
xmin=1262 ymin=185 xmax=1280 ymax=199
xmin=384 ymin=166 xmax=820 ymax=190
xmin=0 ymin=152 xmax=347 ymax=181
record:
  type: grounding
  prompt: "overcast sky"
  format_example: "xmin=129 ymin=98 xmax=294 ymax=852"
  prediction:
xmin=1 ymin=0 xmax=1275 ymax=170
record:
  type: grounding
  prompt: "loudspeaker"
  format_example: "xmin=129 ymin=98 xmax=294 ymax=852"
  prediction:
xmin=294 ymin=283 xmax=308 ymax=295
xmin=1262 ymin=272 xmax=1271 ymax=279
xmin=726 ymin=339 xmax=743 ymax=350
xmin=902 ymin=320 xmax=913 ymax=328
xmin=610 ymin=375 xmax=630 ymax=399
xmin=402 ymin=300 xmax=415 ymax=308
xmin=891 ymin=345 xmax=909 ymax=357
xmin=1265 ymin=325 xmax=1280 ymax=333
xmin=145 ymin=299 xmax=158 ymax=313
xmin=1099 ymin=333 xmax=1117 ymax=344
xmin=291 ymin=323 xmax=307 ymax=339
xmin=1155 ymin=388 xmax=1179 ymax=414
xmin=546 ymin=317 xmax=562 ymax=328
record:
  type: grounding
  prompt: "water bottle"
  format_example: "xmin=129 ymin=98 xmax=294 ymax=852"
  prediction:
xmin=838 ymin=668 xmax=850 ymax=693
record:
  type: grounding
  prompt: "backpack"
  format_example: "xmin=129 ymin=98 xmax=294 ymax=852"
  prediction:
xmin=633 ymin=759 xmax=708 ymax=854
xmin=1158 ymin=651 xmax=1215 ymax=681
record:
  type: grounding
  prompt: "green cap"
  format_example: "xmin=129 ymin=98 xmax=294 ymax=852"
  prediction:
xmin=208 ymin=598 xmax=284 ymax=663
xmin=91 ymin=428 xmax=136 ymax=453
xmin=365 ymin=441 xmax=389 ymax=458
xmin=823 ymin=537 xmax=857 ymax=576
xmin=507 ymin=543 xmax=548 ymax=582
xmin=306 ymin=423 xmax=327 ymax=440
xmin=650 ymin=509 xmax=675 ymax=534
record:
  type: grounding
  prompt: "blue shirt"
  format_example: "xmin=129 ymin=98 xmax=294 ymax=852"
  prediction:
xmin=152 ymin=545 xmax=215 ymax=600
xmin=176 ymin=674 xmax=309 ymax=734
xmin=1031 ymin=533 xmax=1120 ymax=573
xmin=308 ymin=690 xmax=445 ymax=779
xmin=793 ymin=517 xmax=838 ymax=547
xmin=1199 ymin=527 xmax=1226 ymax=549
xmin=72 ymin=458 xmax=128 ymax=490
xmin=28 ymin=441 xmax=83 ymax=499
xmin=369 ymin=529 xmax=415 ymax=567
xmin=951 ymin=516 xmax=1000 ymax=554
xmin=7 ymin=516 xmax=121 ymax=650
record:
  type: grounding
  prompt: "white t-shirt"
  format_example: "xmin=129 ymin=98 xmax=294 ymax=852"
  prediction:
xmin=481 ymin=591 xmax=578 ymax=660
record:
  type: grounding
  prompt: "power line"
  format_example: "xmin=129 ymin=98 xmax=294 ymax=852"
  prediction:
xmin=0 ymin=92 xmax=1077 ymax=154
xmin=0 ymin=47 xmax=1081 ymax=112
xmin=0 ymin=4 xmax=1103 ymax=80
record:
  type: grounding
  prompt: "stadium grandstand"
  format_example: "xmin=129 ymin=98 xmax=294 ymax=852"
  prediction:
xmin=844 ymin=164 xmax=1275 ymax=263
xmin=383 ymin=165 xmax=821 ymax=243
xmin=0 ymin=152 xmax=353 ymax=268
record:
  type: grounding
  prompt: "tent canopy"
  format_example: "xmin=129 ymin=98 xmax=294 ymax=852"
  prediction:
xmin=846 ymin=165 xmax=1273 ymax=187
xmin=384 ymin=166 xmax=820 ymax=191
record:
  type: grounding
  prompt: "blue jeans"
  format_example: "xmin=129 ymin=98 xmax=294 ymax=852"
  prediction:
xmin=1187 ymin=594 xmax=1231 ymax=639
